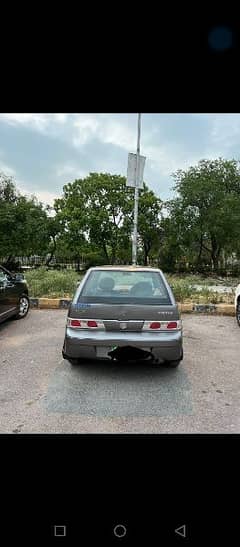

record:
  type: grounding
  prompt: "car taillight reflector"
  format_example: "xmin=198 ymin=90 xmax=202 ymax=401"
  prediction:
xmin=87 ymin=320 xmax=98 ymax=328
xmin=143 ymin=320 xmax=181 ymax=331
xmin=167 ymin=322 xmax=178 ymax=329
xmin=70 ymin=319 xmax=81 ymax=327
xmin=150 ymin=322 xmax=161 ymax=329
xmin=68 ymin=318 xmax=104 ymax=329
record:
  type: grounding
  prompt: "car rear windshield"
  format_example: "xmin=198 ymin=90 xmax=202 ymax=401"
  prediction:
xmin=78 ymin=270 xmax=172 ymax=305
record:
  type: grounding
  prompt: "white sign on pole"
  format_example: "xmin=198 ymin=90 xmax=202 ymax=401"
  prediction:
xmin=126 ymin=152 xmax=146 ymax=188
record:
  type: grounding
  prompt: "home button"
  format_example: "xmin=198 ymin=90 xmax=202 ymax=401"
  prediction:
xmin=113 ymin=524 xmax=127 ymax=538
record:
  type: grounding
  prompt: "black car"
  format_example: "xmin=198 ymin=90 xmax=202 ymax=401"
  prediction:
xmin=0 ymin=265 xmax=30 ymax=324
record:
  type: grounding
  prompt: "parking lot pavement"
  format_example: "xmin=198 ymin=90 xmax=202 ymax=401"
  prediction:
xmin=0 ymin=310 xmax=240 ymax=433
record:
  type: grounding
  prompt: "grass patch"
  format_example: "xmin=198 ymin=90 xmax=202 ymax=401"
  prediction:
xmin=24 ymin=268 xmax=236 ymax=303
xmin=166 ymin=273 xmax=238 ymax=287
xmin=166 ymin=275 xmax=236 ymax=304
xmin=166 ymin=280 xmax=197 ymax=302
xmin=25 ymin=268 xmax=82 ymax=298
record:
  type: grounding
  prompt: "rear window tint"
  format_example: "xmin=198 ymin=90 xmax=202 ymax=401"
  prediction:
xmin=78 ymin=270 xmax=172 ymax=305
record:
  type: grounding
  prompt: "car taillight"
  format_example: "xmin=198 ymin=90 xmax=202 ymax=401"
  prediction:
xmin=70 ymin=319 xmax=81 ymax=327
xmin=167 ymin=321 xmax=178 ymax=329
xmin=67 ymin=318 xmax=104 ymax=329
xmin=150 ymin=322 xmax=161 ymax=329
xmin=143 ymin=320 xmax=181 ymax=331
xmin=87 ymin=320 xmax=98 ymax=328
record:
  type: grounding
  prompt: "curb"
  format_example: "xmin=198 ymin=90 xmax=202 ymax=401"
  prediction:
xmin=29 ymin=298 xmax=236 ymax=316
xmin=30 ymin=298 xmax=71 ymax=309
xmin=179 ymin=303 xmax=235 ymax=316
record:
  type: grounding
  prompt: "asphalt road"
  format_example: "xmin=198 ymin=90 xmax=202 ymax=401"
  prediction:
xmin=0 ymin=310 xmax=239 ymax=433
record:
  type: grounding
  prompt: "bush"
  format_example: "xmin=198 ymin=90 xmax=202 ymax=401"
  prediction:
xmin=167 ymin=279 xmax=197 ymax=302
xmin=166 ymin=275 xmax=235 ymax=304
xmin=24 ymin=268 xmax=236 ymax=302
xmin=25 ymin=268 xmax=81 ymax=298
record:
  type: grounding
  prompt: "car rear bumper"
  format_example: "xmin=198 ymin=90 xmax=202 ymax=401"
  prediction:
xmin=63 ymin=327 xmax=183 ymax=362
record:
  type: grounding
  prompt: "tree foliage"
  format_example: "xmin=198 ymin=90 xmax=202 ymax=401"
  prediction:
xmin=166 ymin=158 xmax=240 ymax=270
xmin=0 ymin=172 xmax=52 ymax=261
xmin=54 ymin=173 xmax=161 ymax=265
xmin=1 ymin=158 xmax=240 ymax=273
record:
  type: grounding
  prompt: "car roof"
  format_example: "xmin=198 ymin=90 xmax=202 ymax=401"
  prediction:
xmin=88 ymin=265 xmax=163 ymax=273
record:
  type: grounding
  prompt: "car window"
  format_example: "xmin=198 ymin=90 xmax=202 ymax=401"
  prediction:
xmin=79 ymin=270 xmax=172 ymax=305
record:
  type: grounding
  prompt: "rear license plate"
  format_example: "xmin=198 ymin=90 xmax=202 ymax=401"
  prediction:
xmin=96 ymin=347 xmax=112 ymax=358
xmin=96 ymin=346 xmax=152 ymax=358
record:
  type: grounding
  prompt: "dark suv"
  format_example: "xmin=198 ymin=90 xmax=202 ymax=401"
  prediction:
xmin=0 ymin=265 xmax=30 ymax=324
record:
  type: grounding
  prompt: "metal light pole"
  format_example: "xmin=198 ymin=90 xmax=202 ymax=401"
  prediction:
xmin=132 ymin=113 xmax=141 ymax=265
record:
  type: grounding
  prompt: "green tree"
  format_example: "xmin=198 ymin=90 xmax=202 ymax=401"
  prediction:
xmin=44 ymin=209 xmax=64 ymax=265
xmin=137 ymin=184 xmax=162 ymax=265
xmin=157 ymin=201 xmax=188 ymax=271
xmin=171 ymin=158 xmax=240 ymax=270
xmin=7 ymin=195 xmax=50 ymax=257
xmin=0 ymin=172 xmax=54 ymax=262
xmin=55 ymin=173 xmax=164 ymax=265
xmin=0 ymin=172 xmax=19 ymax=260
xmin=55 ymin=173 xmax=133 ymax=264
xmin=0 ymin=172 xmax=17 ymax=203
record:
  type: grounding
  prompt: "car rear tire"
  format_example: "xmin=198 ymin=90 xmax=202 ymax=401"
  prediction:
xmin=68 ymin=358 xmax=84 ymax=366
xmin=236 ymin=299 xmax=240 ymax=327
xmin=15 ymin=295 xmax=30 ymax=319
xmin=164 ymin=350 xmax=183 ymax=368
xmin=165 ymin=359 xmax=181 ymax=368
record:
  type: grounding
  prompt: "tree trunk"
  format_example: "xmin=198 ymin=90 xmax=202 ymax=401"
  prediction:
xmin=45 ymin=237 xmax=57 ymax=266
xmin=211 ymin=240 xmax=221 ymax=271
xmin=144 ymin=248 xmax=148 ymax=266
xmin=196 ymin=233 xmax=203 ymax=266
xmin=73 ymin=255 xmax=81 ymax=271
xmin=102 ymin=241 xmax=109 ymax=263
xmin=143 ymin=242 xmax=151 ymax=266
xmin=111 ymin=241 xmax=117 ymax=265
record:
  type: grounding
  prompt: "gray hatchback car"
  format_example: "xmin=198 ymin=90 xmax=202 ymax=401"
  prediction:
xmin=62 ymin=266 xmax=183 ymax=367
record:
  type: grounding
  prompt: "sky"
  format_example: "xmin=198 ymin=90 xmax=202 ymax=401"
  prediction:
xmin=0 ymin=113 xmax=240 ymax=207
